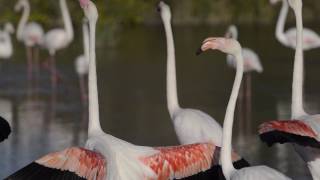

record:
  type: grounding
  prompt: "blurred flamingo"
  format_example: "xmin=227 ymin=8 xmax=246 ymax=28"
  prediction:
xmin=159 ymin=2 xmax=249 ymax=176
xmin=198 ymin=37 xmax=291 ymax=180
xmin=259 ymin=0 xmax=320 ymax=179
xmin=42 ymin=0 xmax=74 ymax=89
xmin=14 ymin=0 xmax=44 ymax=80
xmin=0 ymin=23 xmax=15 ymax=60
xmin=6 ymin=1 xmax=232 ymax=179
xmin=75 ymin=18 xmax=89 ymax=102
xmin=271 ymin=0 xmax=320 ymax=50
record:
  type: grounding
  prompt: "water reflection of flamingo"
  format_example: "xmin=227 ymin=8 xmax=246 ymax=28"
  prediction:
xmin=14 ymin=0 xmax=44 ymax=81
xmin=75 ymin=18 xmax=89 ymax=103
xmin=0 ymin=23 xmax=14 ymax=60
xmin=199 ymin=37 xmax=291 ymax=180
xmin=7 ymin=1 xmax=228 ymax=179
xmin=271 ymin=0 xmax=320 ymax=50
xmin=259 ymin=0 xmax=320 ymax=179
xmin=42 ymin=0 xmax=74 ymax=89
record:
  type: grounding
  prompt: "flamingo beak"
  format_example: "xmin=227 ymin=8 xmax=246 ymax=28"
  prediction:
xmin=79 ymin=0 xmax=89 ymax=8
xmin=196 ymin=48 xmax=203 ymax=56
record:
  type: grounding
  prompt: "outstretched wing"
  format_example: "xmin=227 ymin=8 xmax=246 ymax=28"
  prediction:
xmin=142 ymin=143 xmax=217 ymax=179
xmin=259 ymin=120 xmax=320 ymax=148
xmin=5 ymin=147 xmax=106 ymax=180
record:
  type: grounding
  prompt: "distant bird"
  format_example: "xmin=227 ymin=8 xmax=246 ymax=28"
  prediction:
xmin=0 ymin=23 xmax=14 ymax=59
xmin=75 ymin=18 xmax=89 ymax=102
xmin=6 ymin=1 xmax=230 ymax=179
xmin=259 ymin=0 xmax=320 ymax=179
xmin=271 ymin=0 xmax=320 ymax=50
xmin=15 ymin=0 xmax=44 ymax=79
xmin=0 ymin=116 xmax=11 ymax=143
xmin=198 ymin=37 xmax=291 ymax=180
xmin=42 ymin=0 xmax=74 ymax=89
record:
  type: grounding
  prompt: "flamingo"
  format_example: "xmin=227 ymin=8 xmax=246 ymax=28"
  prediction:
xmin=197 ymin=37 xmax=291 ymax=180
xmin=14 ymin=0 xmax=44 ymax=80
xmin=75 ymin=18 xmax=89 ymax=102
xmin=6 ymin=1 xmax=228 ymax=179
xmin=0 ymin=23 xmax=14 ymax=59
xmin=0 ymin=116 xmax=11 ymax=143
xmin=158 ymin=2 xmax=249 ymax=173
xmin=259 ymin=0 xmax=320 ymax=179
xmin=42 ymin=0 xmax=74 ymax=89
xmin=271 ymin=0 xmax=320 ymax=50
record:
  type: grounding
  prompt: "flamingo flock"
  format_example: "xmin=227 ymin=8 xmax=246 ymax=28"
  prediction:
xmin=0 ymin=0 xmax=320 ymax=179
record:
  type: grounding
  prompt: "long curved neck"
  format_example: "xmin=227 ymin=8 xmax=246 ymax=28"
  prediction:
xmin=17 ymin=3 xmax=30 ymax=41
xmin=291 ymin=2 xmax=307 ymax=119
xmin=88 ymin=18 xmax=102 ymax=137
xmin=162 ymin=17 xmax=180 ymax=118
xmin=231 ymin=28 xmax=238 ymax=40
xmin=83 ymin=21 xmax=89 ymax=61
xmin=221 ymin=52 xmax=244 ymax=180
xmin=276 ymin=0 xmax=289 ymax=45
xmin=60 ymin=0 xmax=74 ymax=42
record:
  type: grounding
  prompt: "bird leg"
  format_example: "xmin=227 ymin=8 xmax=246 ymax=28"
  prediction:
xmin=79 ymin=75 xmax=88 ymax=105
xmin=245 ymin=73 xmax=252 ymax=133
xmin=33 ymin=47 xmax=40 ymax=90
xmin=26 ymin=47 xmax=33 ymax=82
xmin=50 ymin=55 xmax=57 ymax=90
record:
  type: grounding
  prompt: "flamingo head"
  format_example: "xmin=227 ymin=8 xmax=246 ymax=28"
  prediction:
xmin=79 ymin=0 xmax=98 ymax=22
xmin=4 ymin=23 xmax=15 ymax=34
xmin=269 ymin=0 xmax=281 ymax=5
xmin=157 ymin=1 xmax=171 ymax=21
xmin=225 ymin=25 xmax=238 ymax=39
xmin=288 ymin=0 xmax=302 ymax=11
xmin=197 ymin=37 xmax=241 ymax=56
xmin=14 ymin=0 xmax=28 ymax=12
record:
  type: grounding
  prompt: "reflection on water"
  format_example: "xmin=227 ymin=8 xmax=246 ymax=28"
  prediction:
xmin=1 ymin=25 xmax=319 ymax=179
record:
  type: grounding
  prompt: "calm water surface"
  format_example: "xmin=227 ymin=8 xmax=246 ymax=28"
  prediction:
xmin=1 ymin=24 xmax=320 ymax=179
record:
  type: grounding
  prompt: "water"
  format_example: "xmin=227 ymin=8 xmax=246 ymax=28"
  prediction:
xmin=1 ymin=24 xmax=320 ymax=179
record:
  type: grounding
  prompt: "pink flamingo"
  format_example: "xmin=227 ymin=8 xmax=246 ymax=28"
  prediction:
xmin=198 ymin=37 xmax=290 ymax=180
xmin=259 ymin=0 xmax=320 ymax=179
xmin=0 ymin=23 xmax=14 ymax=60
xmin=6 ymin=1 xmax=227 ymax=179
xmin=75 ymin=18 xmax=89 ymax=102
xmin=42 ymin=0 xmax=74 ymax=89
xmin=14 ymin=0 xmax=44 ymax=80
xmin=158 ymin=2 xmax=249 ymax=174
xmin=271 ymin=0 xmax=320 ymax=50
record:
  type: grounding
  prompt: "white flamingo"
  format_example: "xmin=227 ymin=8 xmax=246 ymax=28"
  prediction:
xmin=271 ymin=0 xmax=320 ymax=50
xmin=0 ymin=23 xmax=14 ymax=59
xmin=159 ymin=2 xmax=249 ymax=173
xmin=198 ymin=37 xmax=291 ymax=180
xmin=75 ymin=18 xmax=89 ymax=102
xmin=6 ymin=1 xmax=225 ymax=179
xmin=259 ymin=0 xmax=320 ymax=179
xmin=14 ymin=0 xmax=44 ymax=79
xmin=42 ymin=0 xmax=74 ymax=88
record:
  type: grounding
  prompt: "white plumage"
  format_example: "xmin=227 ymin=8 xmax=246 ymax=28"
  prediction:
xmin=0 ymin=23 xmax=14 ymax=59
xmin=231 ymin=166 xmax=291 ymax=180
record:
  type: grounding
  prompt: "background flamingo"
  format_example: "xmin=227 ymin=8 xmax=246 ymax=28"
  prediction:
xmin=6 ymin=1 xmax=230 ymax=179
xmin=42 ymin=0 xmax=74 ymax=89
xmin=75 ymin=18 xmax=89 ymax=102
xmin=259 ymin=0 xmax=320 ymax=179
xmin=15 ymin=0 xmax=44 ymax=81
xmin=158 ymin=2 xmax=249 ymax=177
xmin=198 ymin=37 xmax=291 ymax=180
xmin=271 ymin=0 xmax=320 ymax=50
xmin=0 ymin=23 xmax=14 ymax=60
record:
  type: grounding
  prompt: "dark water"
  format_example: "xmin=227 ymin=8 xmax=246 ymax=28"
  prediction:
xmin=1 ymin=24 xmax=320 ymax=179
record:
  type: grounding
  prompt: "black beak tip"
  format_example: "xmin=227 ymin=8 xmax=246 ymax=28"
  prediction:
xmin=156 ymin=1 xmax=162 ymax=12
xmin=196 ymin=48 xmax=203 ymax=56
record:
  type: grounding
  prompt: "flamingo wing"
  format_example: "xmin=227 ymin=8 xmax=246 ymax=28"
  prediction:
xmin=0 ymin=116 xmax=11 ymax=142
xmin=259 ymin=120 xmax=320 ymax=148
xmin=5 ymin=147 xmax=106 ymax=180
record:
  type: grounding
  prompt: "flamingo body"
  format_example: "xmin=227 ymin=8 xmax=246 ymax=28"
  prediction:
xmin=230 ymin=166 xmax=291 ymax=180
xmin=0 ymin=26 xmax=14 ymax=59
xmin=227 ymin=48 xmax=263 ymax=73
xmin=282 ymin=28 xmax=320 ymax=50
xmin=42 ymin=29 xmax=71 ymax=55
xmin=75 ymin=55 xmax=89 ymax=76
xmin=20 ymin=22 xmax=43 ymax=47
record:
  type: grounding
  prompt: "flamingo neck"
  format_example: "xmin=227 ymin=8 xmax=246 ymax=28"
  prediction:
xmin=17 ymin=2 xmax=30 ymax=41
xmin=276 ymin=0 xmax=289 ymax=45
xmin=162 ymin=17 xmax=180 ymax=118
xmin=88 ymin=17 xmax=102 ymax=137
xmin=291 ymin=2 xmax=307 ymax=119
xmin=60 ymin=0 xmax=74 ymax=42
xmin=221 ymin=52 xmax=243 ymax=180
xmin=231 ymin=27 xmax=238 ymax=40
xmin=82 ymin=20 xmax=89 ymax=61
